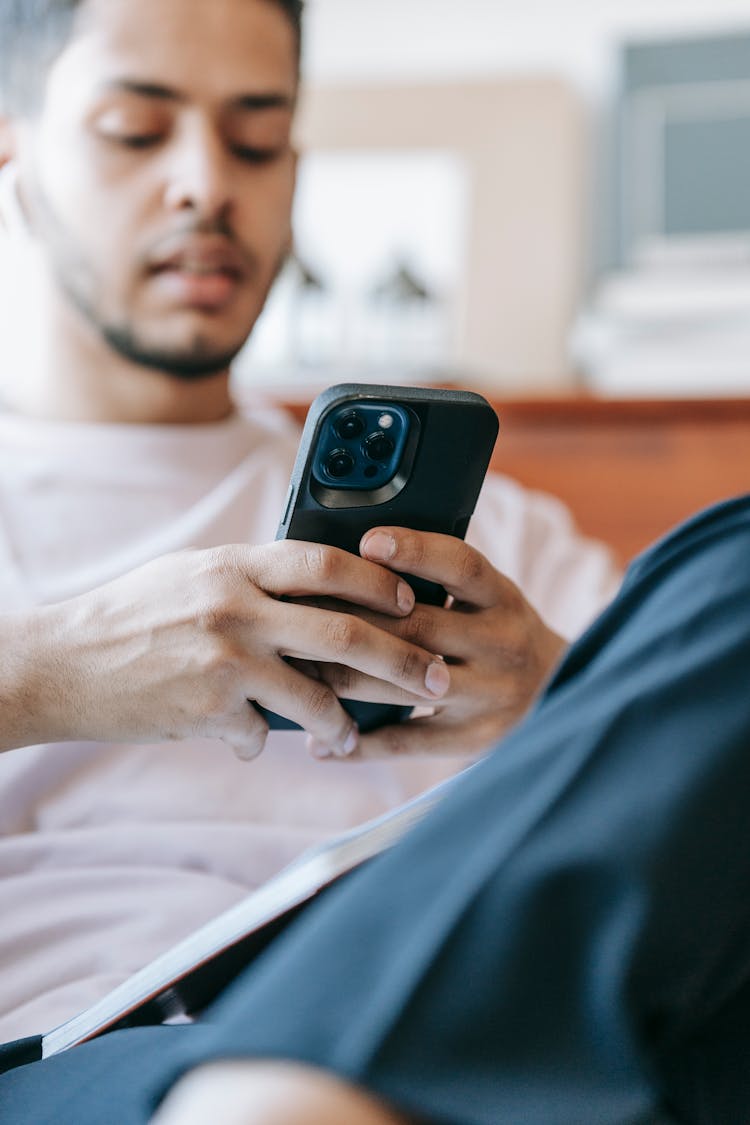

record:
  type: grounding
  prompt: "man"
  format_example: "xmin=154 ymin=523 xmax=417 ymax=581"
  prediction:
xmin=0 ymin=0 xmax=618 ymax=1046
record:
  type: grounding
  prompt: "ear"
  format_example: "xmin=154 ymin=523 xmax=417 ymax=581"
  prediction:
xmin=281 ymin=147 xmax=300 ymax=257
xmin=0 ymin=115 xmax=18 ymax=167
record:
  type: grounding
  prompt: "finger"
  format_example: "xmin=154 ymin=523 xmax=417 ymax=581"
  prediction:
xmin=317 ymin=660 xmax=511 ymax=725
xmin=266 ymin=602 xmax=451 ymax=703
xmin=356 ymin=602 xmax=475 ymax=662
xmin=251 ymin=661 xmax=360 ymax=758
xmin=222 ymin=707 xmax=269 ymax=763
xmin=239 ymin=541 xmax=415 ymax=617
xmin=283 ymin=594 xmax=486 ymax=662
xmin=360 ymin=528 xmax=508 ymax=609
xmin=353 ymin=672 xmax=532 ymax=761
xmin=285 ymin=657 xmax=322 ymax=679
xmin=314 ymin=662 xmax=430 ymax=706
xmin=347 ymin=715 xmax=484 ymax=761
xmin=321 ymin=601 xmax=490 ymax=667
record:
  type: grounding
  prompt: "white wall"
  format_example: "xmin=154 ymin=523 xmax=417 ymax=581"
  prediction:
xmin=303 ymin=0 xmax=750 ymax=96
xmin=284 ymin=1 xmax=750 ymax=393
xmin=294 ymin=79 xmax=586 ymax=388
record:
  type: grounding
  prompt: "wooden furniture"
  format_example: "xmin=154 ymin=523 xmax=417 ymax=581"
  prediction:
xmin=484 ymin=397 xmax=750 ymax=565
xmin=281 ymin=395 xmax=750 ymax=566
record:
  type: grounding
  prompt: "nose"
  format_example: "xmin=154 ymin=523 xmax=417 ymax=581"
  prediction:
xmin=162 ymin=117 xmax=234 ymax=222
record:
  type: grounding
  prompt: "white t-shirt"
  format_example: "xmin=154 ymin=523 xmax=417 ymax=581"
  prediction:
xmin=0 ymin=405 xmax=620 ymax=1040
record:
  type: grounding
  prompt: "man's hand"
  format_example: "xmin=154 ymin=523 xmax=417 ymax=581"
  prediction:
xmin=0 ymin=542 xmax=451 ymax=761
xmin=307 ymin=528 xmax=568 ymax=760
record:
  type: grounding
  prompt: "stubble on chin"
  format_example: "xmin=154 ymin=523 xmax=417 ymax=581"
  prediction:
xmin=21 ymin=170 xmax=292 ymax=382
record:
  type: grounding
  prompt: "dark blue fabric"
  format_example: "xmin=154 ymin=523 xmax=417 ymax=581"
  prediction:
xmin=2 ymin=495 xmax=750 ymax=1124
xmin=0 ymin=1026 xmax=204 ymax=1124
xmin=0 ymin=1035 xmax=40 ymax=1076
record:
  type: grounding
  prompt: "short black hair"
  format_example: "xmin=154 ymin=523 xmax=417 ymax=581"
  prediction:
xmin=0 ymin=0 xmax=304 ymax=113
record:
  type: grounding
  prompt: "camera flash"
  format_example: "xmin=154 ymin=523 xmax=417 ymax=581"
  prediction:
xmin=378 ymin=413 xmax=395 ymax=430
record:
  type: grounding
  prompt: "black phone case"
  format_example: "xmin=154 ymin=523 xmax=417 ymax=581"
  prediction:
xmin=258 ymin=383 xmax=499 ymax=734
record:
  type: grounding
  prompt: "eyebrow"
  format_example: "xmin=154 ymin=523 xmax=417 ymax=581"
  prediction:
xmin=100 ymin=80 xmax=295 ymax=112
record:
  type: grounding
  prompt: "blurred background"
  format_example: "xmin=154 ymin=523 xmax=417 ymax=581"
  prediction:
xmin=238 ymin=0 xmax=750 ymax=399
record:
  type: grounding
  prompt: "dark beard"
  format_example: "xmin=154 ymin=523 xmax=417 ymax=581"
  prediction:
xmin=21 ymin=173 xmax=288 ymax=384
xmin=99 ymin=320 xmax=245 ymax=383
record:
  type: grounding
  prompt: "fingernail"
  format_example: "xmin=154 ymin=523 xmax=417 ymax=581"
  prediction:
xmin=425 ymin=658 xmax=450 ymax=698
xmin=234 ymin=744 xmax=262 ymax=762
xmin=397 ymin=581 xmax=415 ymax=613
xmin=307 ymin=723 xmax=358 ymax=760
xmin=363 ymin=531 xmax=396 ymax=562
xmin=308 ymin=737 xmax=333 ymax=760
xmin=336 ymin=723 xmax=359 ymax=759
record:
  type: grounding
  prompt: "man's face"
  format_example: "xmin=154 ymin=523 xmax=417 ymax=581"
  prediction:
xmin=11 ymin=0 xmax=298 ymax=380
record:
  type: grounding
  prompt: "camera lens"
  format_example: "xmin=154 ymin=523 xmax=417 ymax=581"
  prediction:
xmin=335 ymin=411 xmax=365 ymax=441
xmin=365 ymin=431 xmax=395 ymax=463
xmin=325 ymin=449 xmax=355 ymax=479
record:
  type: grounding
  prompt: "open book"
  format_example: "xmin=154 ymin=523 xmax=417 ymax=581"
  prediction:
xmin=41 ymin=768 xmax=467 ymax=1060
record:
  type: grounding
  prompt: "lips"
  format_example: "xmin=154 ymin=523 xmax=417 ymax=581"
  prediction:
xmin=151 ymin=245 xmax=245 ymax=278
xmin=147 ymin=239 xmax=248 ymax=310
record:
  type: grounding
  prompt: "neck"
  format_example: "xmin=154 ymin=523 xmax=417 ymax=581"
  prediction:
xmin=3 ymin=287 xmax=235 ymax=426
xmin=15 ymin=365 xmax=236 ymax=426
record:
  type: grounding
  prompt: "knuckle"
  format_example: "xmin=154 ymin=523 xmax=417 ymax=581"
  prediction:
xmin=240 ymin=542 xmax=281 ymax=589
xmin=196 ymin=584 xmax=260 ymax=638
xmin=199 ymin=646 xmax=244 ymax=706
xmin=501 ymin=579 xmax=525 ymax=616
xmin=403 ymin=532 xmax=426 ymax=568
xmin=198 ymin=603 xmax=238 ymax=636
xmin=231 ymin=721 xmax=267 ymax=761
xmin=302 ymin=543 xmax=336 ymax=584
xmin=199 ymin=545 xmax=245 ymax=591
xmin=393 ymin=645 xmax=421 ymax=686
xmin=324 ymin=613 xmax=358 ymax=656
xmin=211 ymin=542 xmax=241 ymax=573
xmin=456 ymin=546 xmax=485 ymax=588
xmin=405 ymin=610 xmax=434 ymax=651
xmin=303 ymin=680 xmax=337 ymax=721
xmin=324 ymin=662 xmax=355 ymax=695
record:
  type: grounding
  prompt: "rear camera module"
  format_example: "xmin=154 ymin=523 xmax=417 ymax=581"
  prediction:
xmin=312 ymin=400 xmax=413 ymax=498
xmin=325 ymin=449 xmax=356 ymax=479
xmin=364 ymin=431 xmax=395 ymax=463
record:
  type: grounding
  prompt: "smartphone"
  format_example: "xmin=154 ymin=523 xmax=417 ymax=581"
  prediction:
xmin=258 ymin=383 xmax=499 ymax=734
